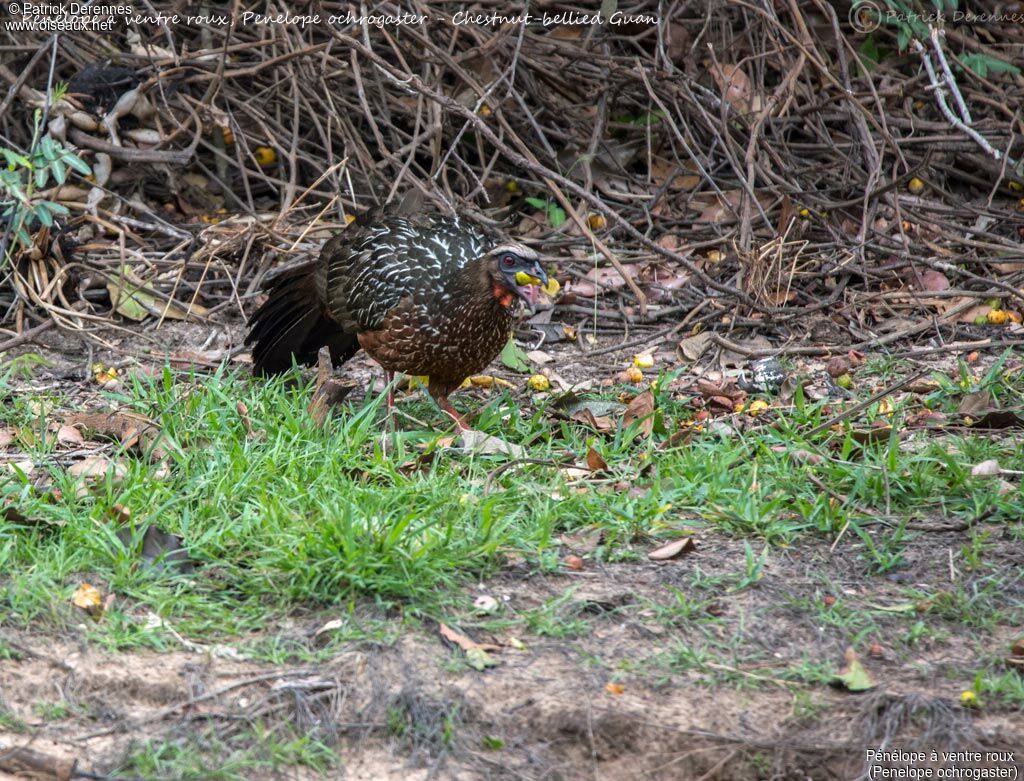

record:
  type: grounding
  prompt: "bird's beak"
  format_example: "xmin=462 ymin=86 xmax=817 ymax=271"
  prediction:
xmin=513 ymin=263 xmax=556 ymax=305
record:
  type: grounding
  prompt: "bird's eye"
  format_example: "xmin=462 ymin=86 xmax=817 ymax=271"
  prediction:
xmin=501 ymin=254 xmax=517 ymax=268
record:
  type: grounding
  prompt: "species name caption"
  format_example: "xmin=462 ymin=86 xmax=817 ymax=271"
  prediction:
xmin=3 ymin=4 xmax=658 ymax=28
xmin=865 ymin=749 xmax=1019 ymax=779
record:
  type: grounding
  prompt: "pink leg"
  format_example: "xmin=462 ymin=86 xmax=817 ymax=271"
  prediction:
xmin=434 ymin=397 xmax=468 ymax=434
xmin=385 ymin=370 xmax=395 ymax=414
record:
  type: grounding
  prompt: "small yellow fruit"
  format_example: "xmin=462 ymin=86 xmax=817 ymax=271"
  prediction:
xmin=587 ymin=214 xmax=606 ymax=230
xmin=907 ymin=177 xmax=925 ymax=194
xmin=960 ymin=690 xmax=978 ymax=708
xmin=633 ymin=353 xmax=654 ymax=368
xmin=254 ymin=146 xmax=277 ymax=166
xmin=527 ymin=374 xmax=550 ymax=391
xmin=624 ymin=366 xmax=644 ymax=384
xmin=478 ymin=104 xmax=493 ymax=117
xmin=1009 ymin=181 xmax=1023 ymax=192
xmin=222 ymin=127 xmax=235 ymax=146
xmin=505 ymin=180 xmax=520 ymax=193
xmin=92 ymin=364 xmax=118 ymax=384
xmin=798 ymin=208 xmax=810 ymax=218
xmin=343 ymin=214 xmax=357 ymax=225
xmin=706 ymin=249 xmax=724 ymax=263
xmin=878 ymin=397 xmax=895 ymax=416
xmin=542 ymin=277 xmax=560 ymax=297
xmin=836 ymin=373 xmax=853 ymax=389
xmin=987 ymin=309 xmax=1009 ymax=325
xmin=747 ymin=399 xmax=769 ymax=416
xmin=605 ymin=682 xmax=625 ymax=695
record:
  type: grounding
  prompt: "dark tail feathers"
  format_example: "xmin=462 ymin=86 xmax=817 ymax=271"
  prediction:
xmin=245 ymin=265 xmax=358 ymax=375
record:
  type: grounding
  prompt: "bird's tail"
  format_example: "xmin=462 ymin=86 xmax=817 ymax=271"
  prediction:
xmin=245 ymin=265 xmax=358 ymax=375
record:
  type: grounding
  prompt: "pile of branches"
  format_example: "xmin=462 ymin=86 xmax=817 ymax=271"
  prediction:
xmin=1 ymin=0 xmax=1022 ymax=351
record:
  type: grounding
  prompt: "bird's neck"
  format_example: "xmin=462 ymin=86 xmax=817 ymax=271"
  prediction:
xmin=455 ymin=260 xmax=517 ymax=311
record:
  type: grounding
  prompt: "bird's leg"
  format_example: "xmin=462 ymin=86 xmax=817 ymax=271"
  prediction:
xmin=381 ymin=370 xmax=396 ymax=456
xmin=429 ymin=383 xmax=469 ymax=431
xmin=437 ymin=395 xmax=470 ymax=431
xmin=385 ymin=370 xmax=395 ymax=416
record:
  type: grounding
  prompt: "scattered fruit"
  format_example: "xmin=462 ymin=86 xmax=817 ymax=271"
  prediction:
xmin=747 ymin=399 xmax=769 ymax=416
xmin=907 ymin=177 xmax=925 ymax=194
xmin=527 ymin=374 xmax=551 ymax=392
xmin=959 ymin=690 xmax=979 ymax=708
xmin=836 ymin=373 xmax=854 ymax=389
xmin=564 ymin=554 xmax=584 ymax=570
xmin=605 ymin=682 xmax=625 ymax=695
xmin=633 ymin=353 xmax=654 ymax=369
xmin=587 ymin=214 xmax=606 ymax=230
xmin=254 ymin=146 xmax=277 ymax=166
xmin=624 ymin=366 xmax=644 ymax=384
xmin=987 ymin=309 xmax=1009 ymax=325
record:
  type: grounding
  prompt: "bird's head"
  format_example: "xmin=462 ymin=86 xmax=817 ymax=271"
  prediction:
xmin=487 ymin=243 xmax=549 ymax=307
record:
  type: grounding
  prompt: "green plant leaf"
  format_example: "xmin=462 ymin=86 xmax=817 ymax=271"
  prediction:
xmin=33 ymin=167 xmax=48 ymax=189
xmin=524 ymin=197 xmax=546 ymax=209
xmin=500 ymin=337 xmax=531 ymax=373
xmin=2 ymin=149 xmax=30 ymax=169
xmin=51 ymin=157 xmax=66 ymax=185
xmin=63 ymin=152 xmax=92 ymax=176
xmin=34 ymin=203 xmax=54 ymax=227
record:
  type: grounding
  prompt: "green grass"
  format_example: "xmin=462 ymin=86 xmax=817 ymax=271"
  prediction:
xmin=2 ymin=358 xmax=1023 ymax=664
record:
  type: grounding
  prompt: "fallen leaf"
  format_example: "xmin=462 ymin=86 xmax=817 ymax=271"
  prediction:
xmin=971 ymin=459 xmax=1001 ymax=477
xmin=500 ymin=338 xmax=531 ymax=373
xmin=834 ymin=647 xmax=876 ymax=692
xmin=107 ymin=264 xmax=208 ymax=321
xmin=957 ymin=390 xmax=991 ymax=418
xmin=115 ymin=524 xmax=195 ymax=574
xmin=67 ymin=410 xmax=167 ymax=460
xmin=68 ymin=455 xmax=127 ymax=482
xmin=56 ymin=424 xmax=85 ymax=447
xmin=474 ymin=595 xmax=499 ymax=613
xmin=622 ymin=390 xmax=655 ymax=436
xmin=585 ymin=447 xmax=608 ymax=472
xmin=72 ymin=582 xmax=104 ymax=617
xmin=969 ymin=410 xmax=1024 ymax=429
xmin=678 ymin=332 xmax=712 ymax=362
xmin=648 ymin=537 xmax=697 ymax=561
xmin=0 ymin=427 xmax=16 ymax=448
xmin=457 ymin=429 xmax=526 ymax=458
xmin=439 ymin=622 xmax=501 ymax=669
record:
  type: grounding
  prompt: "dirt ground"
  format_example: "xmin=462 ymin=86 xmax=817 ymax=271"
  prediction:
xmin=2 ymin=323 xmax=1024 ymax=781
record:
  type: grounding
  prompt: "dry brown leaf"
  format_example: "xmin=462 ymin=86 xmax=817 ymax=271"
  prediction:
xmin=622 ymin=390 xmax=656 ymax=437
xmin=67 ymin=410 xmax=166 ymax=460
xmin=68 ymin=455 xmax=127 ymax=482
xmin=0 ymin=427 xmax=14 ymax=448
xmin=647 ymin=537 xmax=697 ymax=561
xmin=438 ymin=623 xmax=502 ymax=652
xmin=708 ymin=63 xmax=752 ymax=113
xmin=678 ymin=332 xmax=713 ymax=362
xmin=56 ymin=424 xmax=85 ymax=447
xmin=957 ymin=390 xmax=991 ymax=417
xmin=586 ymin=446 xmax=609 ymax=473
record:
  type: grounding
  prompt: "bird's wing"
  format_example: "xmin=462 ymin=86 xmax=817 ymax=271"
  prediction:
xmin=320 ymin=216 xmax=491 ymax=332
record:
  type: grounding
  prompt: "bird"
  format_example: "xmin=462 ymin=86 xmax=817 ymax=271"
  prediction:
xmin=245 ymin=195 xmax=548 ymax=429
